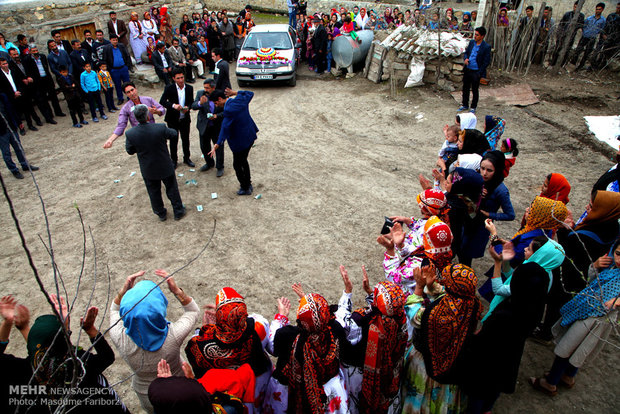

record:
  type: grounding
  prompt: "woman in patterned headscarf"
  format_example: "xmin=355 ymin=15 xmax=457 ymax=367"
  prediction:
xmin=264 ymin=292 xmax=348 ymax=414
xmin=185 ymin=287 xmax=271 ymax=410
xmin=401 ymin=264 xmax=481 ymax=414
xmin=379 ymin=189 xmax=450 ymax=296
xmin=335 ymin=274 xmax=408 ymax=414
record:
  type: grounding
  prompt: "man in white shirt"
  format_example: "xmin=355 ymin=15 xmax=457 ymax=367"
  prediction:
xmin=0 ymin=56 xmax=39 ymax=133
xmin=159 ymin=68 xmax=194 ymax=168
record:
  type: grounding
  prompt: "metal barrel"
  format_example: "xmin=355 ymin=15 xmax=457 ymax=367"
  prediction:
xmin=332 ymin=30 xmax=375 ymax=68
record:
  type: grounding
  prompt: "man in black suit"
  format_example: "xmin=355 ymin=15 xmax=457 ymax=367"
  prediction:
xmin=69 ymin=40 xmax=92 ymax=79
xmin=102 ymin=35 xmax=131 ymax=105
xmin=24 ymin=45 xmax=65 ymax=118
xmin=159 ymin=68 xmax=194 ymax=168
xmin=9 ymin=48 xmax=55 ymax=125
xmin=151 ymin=42 xmax=173 ymax=86
xmin=81 ymin=29 xmax=97 ymax=63
xmin=211 ymin=48 xmax=231 ymax=91
xmin=191 ymin=78 xmax=224 ymax=176
xmin=51 ymin=30 xmax=72 ymax=54
xmin=126 ymin=104 xmax=185 ymax=221
xmin=312 ymin=17 xmax=328 ymax=74
xmin=0 ymin=56 xmax=39 ymax=133
xmin=107 ymin=11 xmax=129 ymax=47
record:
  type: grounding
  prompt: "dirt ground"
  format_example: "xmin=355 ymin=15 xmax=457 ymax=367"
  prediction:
xmin=1 ymin=62 xmax=619 ymax=413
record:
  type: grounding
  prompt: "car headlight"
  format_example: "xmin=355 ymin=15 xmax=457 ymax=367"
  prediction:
xmin=236 ymin=67 xmax=252 ymax=74
xmin=276 ymin=65 xmax=293 ymax=73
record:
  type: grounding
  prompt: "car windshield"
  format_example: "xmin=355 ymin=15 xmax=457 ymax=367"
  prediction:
xmin=242 ymin=32 xmax=292 ymax=50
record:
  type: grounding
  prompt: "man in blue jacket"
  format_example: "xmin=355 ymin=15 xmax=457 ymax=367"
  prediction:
xmin=459 ymin=26 xmax=491 ymax=114
xmin=208 ymin=88 xmax=258 ymax=195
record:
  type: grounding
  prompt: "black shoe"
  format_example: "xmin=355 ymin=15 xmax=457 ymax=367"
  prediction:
xmin=28 ymin=125 xmax=38 ymax=132
xmin=34 ymin=119 xmax=43 ymax=127
xmin=117 ymin=99 xmax=125 ymax=106
xmin=12 ymin=170 xmax=24 ymax=179
xmin=200 ymin=164 xmax=213 ymax=172
xmin=187 ymin=78 xmax=196 ymax=84
xmin=46 ymin=119 xmax=57 ymax=125
xmin=216 ymin=168 xmax=224 ymax=177
xmin=174 ymin=208 xmax=187 ymax=221
xmin=19 ymin=127 xmax=26 ymax=136
xmin=237 ymin=187 xmax=251 ymax=196
xmin=158 ymin=211 xmax=168 ymax=221
xmin=22 ymin=165 xmax=39 ymax=171
xmin=198 ymin=74 xmax=207 ymax=79
xmin=56 ymin=112 xmax=67 ymax=117
xmin=184 ymin=159 xmax=195 ymax=168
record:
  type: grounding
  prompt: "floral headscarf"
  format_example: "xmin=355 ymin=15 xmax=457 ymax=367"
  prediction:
xmin=513 ymin=196 xmax=567 ymax=238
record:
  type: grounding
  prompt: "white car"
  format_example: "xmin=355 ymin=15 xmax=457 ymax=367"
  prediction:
xmin=236 ymin=24 xmax=299 ymax=86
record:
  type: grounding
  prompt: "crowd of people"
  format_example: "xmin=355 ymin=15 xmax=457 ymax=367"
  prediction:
xmin=1 ymin=3 xmax=619 ymax=414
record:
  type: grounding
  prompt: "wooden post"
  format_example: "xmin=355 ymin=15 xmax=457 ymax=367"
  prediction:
xmin=525 ymin=2 xmax=546 ymax=75
xmin=552 ymin=0 xmax=586 ymax=71
xmin=506 ymin=1 xmax=525 ymax=70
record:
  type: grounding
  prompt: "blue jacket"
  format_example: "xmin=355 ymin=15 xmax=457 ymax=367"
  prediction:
xmin=80 ymin=70 xmax=100 ymax=92
xmin=48 ymin=49 xmax=72 ymax=78
xmin=217 ymin=91 xmax=259 ymax=152
xmin=464 ymin=39 xmax=491 ymax=74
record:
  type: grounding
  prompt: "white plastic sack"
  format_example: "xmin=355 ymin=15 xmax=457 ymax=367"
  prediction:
xmin=405 ymin=57 xmax=425 ymax=88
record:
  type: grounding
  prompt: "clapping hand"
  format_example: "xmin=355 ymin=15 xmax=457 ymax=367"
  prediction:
xmin=362 ymin=265 xmax=373 ymax=295
xmin=502 ymin=241 xmax=516 ymax=262
xmin=49 ymin=294 xmax=69 ymax=323
xmin=80 ymin=306 xmax=99 ymax=338
xmin=488 ymin=244 xmax=503 ymax=263
xmin=277 ymin=297 xmax=291 ymax=317
xmin=390 ymin=222 xmax=405 ymax=248
xmin=291 ymin=283 xmax=305 ymax=299
xmin=155 ymin=269 xmax=182 ymax=296
xmin=202 ymin=304 xmax=216 ymax=325
xmin=0 ymin=295 xmax=17 ymax=323
xmin=339 ymin=265 xmax=353 ymax=294
xmin=157 ymin=359 xmax=172 ymax=378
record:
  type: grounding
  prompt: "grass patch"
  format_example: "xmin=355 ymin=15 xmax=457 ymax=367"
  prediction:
xmin=253 ymin=13 xmax=289 ymax=25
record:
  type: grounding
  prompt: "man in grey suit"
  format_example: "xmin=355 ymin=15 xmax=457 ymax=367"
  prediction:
xmin=191 ymin=78 xmax=224 ymax=176
xmin=126 ymin=104 xmax=186 ymax=221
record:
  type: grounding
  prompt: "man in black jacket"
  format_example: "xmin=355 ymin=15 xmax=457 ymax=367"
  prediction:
xmin=24 ymin=45 xmax=65 ymax=118
xmin=159 ymin=68 xmax=194 ymax=168
xmin=0 ymin=56 xmax=39 ymax=133
xmin=51 ymin=30 xmax=72 ymax=54
xmin=126 ymin=104 xmax=185 ymax=221
xmin=312 ymin=17 xmax=328 ymax=74
xmin=211 ymin=48 xmax=231 ymax=91
xmin=102 ymin=35 xmax=131 ymax=106
xmin=151 ymin=42 xmax=173 ymax=86
xmin=10 ymin=48 xmax=55 ymax=125
xmin=191 ymin=78 xmax=224 ymax=176
xmin=0 ymin=93 xmax=39 ymax=179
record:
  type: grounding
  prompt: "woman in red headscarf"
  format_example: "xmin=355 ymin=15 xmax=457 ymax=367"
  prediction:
xmin=185 ymin=287 xmax=272 ymax=411
xmin=335 ymin=271 xmax=408 ymax=414
xmin=264 ymin=291 xmax=349 ymax=414
xmin=378 ymin=189 xmax=450 ymax=296
xmin=401 ymin=264 xmax=481 ymax=413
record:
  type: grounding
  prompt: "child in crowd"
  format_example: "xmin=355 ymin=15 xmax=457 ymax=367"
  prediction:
xmin=500 ymin=137 xmax=519 ymax=177
xmin=428 ymin=12 xmax=440 ymax=30
xmin=437 ymin=124 xmax=460 ymax=174
xmin=80 ymin=62 xmax=107 ymax=123
xmin=97 ymin=62 xmax=119 ymax=114
xmin=326 ymin=33 xmax=333 ymax=72
xmin=57 ymin=65 xmax=87 ymax=128
xmin=456 ymin=112 xmax=477 ymax=130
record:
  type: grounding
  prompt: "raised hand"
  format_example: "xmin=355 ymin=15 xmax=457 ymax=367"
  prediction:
xmin=182 ymin=361 xmax=195 ymax=379
xmin=49 ymin=294 xmax=69 ymax=322
xmin=488 ymin=244 xmax=503 ymax=263
xmin=340 ymin=265 xmax=353 ymax=294
xmin=277 ymin=297 xmax=291 ymax=317
xmin=390 ymin=222 xmax=405 ymax=248
xmin=0 ymin=295 xmax=17 ymax=322
xmin=80 ymin=306 xmax=99 ymax=337
xmin=123 ymin=271 xmax=145 ymax=293
xmin=291 ymin=283 xmax=305 ymax=299
xmin=413 ymin=266 xmax=426 ymax=287
xmin=202 ymin=304 xmax=216 ymax=325
xmin=362 ymin=265 xmax=373 ymax=295
xmin=155 ymin=269 xmax=181 ymax=295
xmin=14 ymin=304 xmax=30 ymax=331
xmin=484 ymin=218 xmax=497 ymax=235
xmin=422 ymin=265 xmax=436 ymax=287
xmin=376 ymin=234 xmax=394 ymax=250
xmin=419 ymin=173 xmax=432 ymax=190
xmin=157 ymin=359 xmax=172 ymax=378
xmin=389 ymin=216 xmax=413 ymax=225
xmin=502 ymin=241 xmax=516 ymax=262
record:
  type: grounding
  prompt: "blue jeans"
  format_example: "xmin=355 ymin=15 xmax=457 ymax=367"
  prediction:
xmin=288 ymin=10 xmax=297 ymax=28
xmin=0 ymin=130 xmax=28 ymax=173
xmin=110 ymin=66 xmax=130 ymax=101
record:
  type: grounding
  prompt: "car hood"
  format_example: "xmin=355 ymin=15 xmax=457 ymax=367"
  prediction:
xmin=237 ymin=48 xmax=295 ymax=66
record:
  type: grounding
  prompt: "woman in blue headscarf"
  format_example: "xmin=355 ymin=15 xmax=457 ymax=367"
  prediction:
xmin=109 ymin=270 xmax=200 ymax=414
xmin=529 ymin=238 xmax=620 ymax=395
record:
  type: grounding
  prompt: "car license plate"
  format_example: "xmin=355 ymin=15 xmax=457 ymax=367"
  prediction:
xmin=254 ymin=74 xmax=273 ymax=80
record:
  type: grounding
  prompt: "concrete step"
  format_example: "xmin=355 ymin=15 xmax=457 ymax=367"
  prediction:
xmin=132 ymin=63 xmax=162 ymax=88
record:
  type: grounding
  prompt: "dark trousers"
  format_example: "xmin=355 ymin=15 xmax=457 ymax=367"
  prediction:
xmin=232 ymin=146 xmax=252 ymax=190
xmin=0 ymin=130 xmax=28 ymax=173
xmin=40 ymin=77 xmax=64 ymax=116
xmin=110 ymin=66 xmax=130 ymax=101
xmin=462 ymin=68 xmax=481 ymax=109
xmin=67 ymin=98 xmax=84 ymax=125
xmin=15 ymin=95 xmax=41 ymax=127
xmin=571 ymin=36 xmax=597 ymax=68
xmin=168 ymin=118 xmax=191 ymax=163
xmin=85 ymin=91 xmax=105 ymax=119
xmin=155 ymin=68 xmax=172 ymax=86
xmin=466 ymin=392 xmax=501 ymax=414
xmin=143 ymin=174 xmax=184 ymax=217
xmin=30 ymin=84 xmax=54 ymax=121
xmin=103 ymin=88 xmax=116 ymax=111
xmin=200 ymin=127 xmax=224 ymax=169
xmin=545 ymin=356 xmax=579 ymax=385
xmin=315 ymin=50 xmax=327 ymax=73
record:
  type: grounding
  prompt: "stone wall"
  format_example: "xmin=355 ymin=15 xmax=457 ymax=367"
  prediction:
xmin=0 ymin=0 xmax=205 ymax=49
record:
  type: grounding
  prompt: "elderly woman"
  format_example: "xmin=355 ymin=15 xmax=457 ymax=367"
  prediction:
xmin=128 ymin=12 xmax=148 ymax=64
xmin=27 ymin=294 xmax=128 ymax=412
xmin=377 ymin=190 xmax=451 ymax=296
xmin=142 ymin=11 xmax=159 ymax=43
xmin=109 ymin=270 xmax=199 ymax=413
xmin=218 ymin=15 xmax=235 ymax=62
xmin=185 ymin=287 xmax=271 ymax=413
xmin=264 ymin=291 xmax=349 ymax=413
xmin=335 ymin=272 xmax=408 ymax=413
xmin=401 ymin=264 xmax=482 ymax=414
